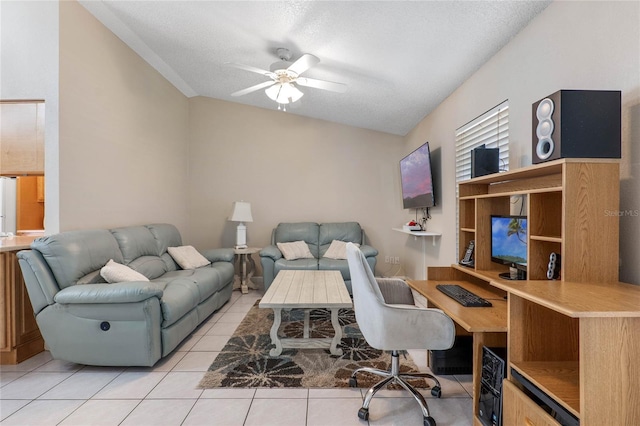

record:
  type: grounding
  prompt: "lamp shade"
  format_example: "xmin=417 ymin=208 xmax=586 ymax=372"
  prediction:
xmin=265 ymin=83 xmax=304 ymax=104
xmin=229 ymin=201 xmax=253 ymax=223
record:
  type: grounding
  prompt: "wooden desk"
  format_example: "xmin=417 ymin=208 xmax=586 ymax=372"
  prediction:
xmin=407 ymin=267 xmax=508 ymax=421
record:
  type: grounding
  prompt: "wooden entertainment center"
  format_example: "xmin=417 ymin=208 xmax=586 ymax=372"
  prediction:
xmin=408 ymin=158 xmax=640 ymax=425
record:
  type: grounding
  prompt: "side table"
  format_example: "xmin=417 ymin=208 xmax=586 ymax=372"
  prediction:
xmin=233 ymin=247 xmax=261 ymax=294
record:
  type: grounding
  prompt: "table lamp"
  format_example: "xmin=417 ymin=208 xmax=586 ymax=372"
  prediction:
xmin=229 ymin=201 xmax=253 ymax=249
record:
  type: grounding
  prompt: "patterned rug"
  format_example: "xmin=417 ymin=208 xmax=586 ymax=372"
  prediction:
xmin=198 ymin=301 xmax=428 ymax=389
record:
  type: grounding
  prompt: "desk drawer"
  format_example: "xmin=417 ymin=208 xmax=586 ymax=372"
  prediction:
xmin=503 ymin=380 xmax=561 ymax=426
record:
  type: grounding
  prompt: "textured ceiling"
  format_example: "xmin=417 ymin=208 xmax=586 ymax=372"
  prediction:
xmin=80 ymin=1 xmax=551 ymax=136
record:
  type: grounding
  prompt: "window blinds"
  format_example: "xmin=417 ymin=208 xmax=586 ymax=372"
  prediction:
xmin=454 ymin=101 xmax=509 ymax=257
xmin=455 ymin=101 xmax=510 ymax=183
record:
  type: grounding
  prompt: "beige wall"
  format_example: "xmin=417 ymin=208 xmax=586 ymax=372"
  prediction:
xmin=402 ymin=0 xmax=640 ymax=284
xmin=7 ymin=1 xmax=638 ymax=284
xmin=187 ymin=97 xmax=404 ymax=276
xmin=58 ymin=1 xmax=190 ymax=233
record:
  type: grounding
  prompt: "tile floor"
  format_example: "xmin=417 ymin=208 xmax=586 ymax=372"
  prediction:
xmin=0 ymin=290 xmax=474 ymax=426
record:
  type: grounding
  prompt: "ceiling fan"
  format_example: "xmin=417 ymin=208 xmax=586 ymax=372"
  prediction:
xmin=227 ymin=48 xmax=347 ymax=110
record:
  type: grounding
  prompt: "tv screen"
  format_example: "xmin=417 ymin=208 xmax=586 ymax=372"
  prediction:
xmin=400 ymin=142 xmax=435 ymax=209
xmin=491 ymin=215 xmax=527 ymax=270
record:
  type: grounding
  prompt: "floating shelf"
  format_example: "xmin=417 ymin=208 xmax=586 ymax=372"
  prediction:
xmin=392 ymin=228 xmax=441 ymax=245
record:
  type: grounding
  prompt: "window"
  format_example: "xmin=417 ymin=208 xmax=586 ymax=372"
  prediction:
xmin=455 ymin=100 xmax=509 ymax=182
xmin=455 ymin=100 xmax=509 ymax=257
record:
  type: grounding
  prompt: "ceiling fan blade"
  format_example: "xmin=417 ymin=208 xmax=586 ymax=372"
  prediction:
xmin=287 ymin=53 xmax=320 ymax=76
xmin=225 ymin=62 xmax=277 ymax=79
xmin=231 ymin=80 xmax=276 ymax=97
xmin=296 ymin=77 xmax=347 ymax=93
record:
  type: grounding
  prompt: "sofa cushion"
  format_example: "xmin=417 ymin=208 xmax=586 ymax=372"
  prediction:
xmin=146 ymin=223 xmax=182 ymax=255
xmin=101 ymin=259 xmax=150 ymax=283
xmin=128 ymin=256 xmax=168 ymax=280
xmin=277 ymin=241 xmax=314 ymax=261
xmin=323 ymin=240 xmax=359 ymax=260
xmin=77 ymin=270 xmax=107 ymax=284
xmin=319 ymin=222 xmax=363 ymax=257
xmin=31 ymin=229 xmax=124 ymax=289
xmin=157 ymin=262 xmax=234 ymax=303
xmin=159 ymin=278 xmax=200 ymax=327
xmin=318 ymin=258 xmax=351 ymax=281
xmin=275 ymin=258 xmax=319 ymax=275
xmin=274 ymin=222 xmax=320 ymax=258
xmin=168 ymin=246 xmax=211 ymax=269
xmin=110 ymin=226 xmax=159 ymax=264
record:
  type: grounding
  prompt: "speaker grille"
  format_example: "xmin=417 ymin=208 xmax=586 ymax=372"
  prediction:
xmin=535 ymin=98 xmax=555 ymax=161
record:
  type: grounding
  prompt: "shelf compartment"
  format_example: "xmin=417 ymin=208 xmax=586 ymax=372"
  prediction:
xmin=459 ymin=198 xmax=475 ymax=230
xmin=509 ymin=294 xmax=579 ymax=365
xmin=529 ymin=240 xmax=562 ymax=280
xmin=510 ymin=361 xmax=580 ymax=419
xmin=530 ymin=191 xmax=562 ymax=239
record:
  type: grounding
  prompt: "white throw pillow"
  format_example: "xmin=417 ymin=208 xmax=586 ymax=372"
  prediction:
xmin=100 ymin=259 xmax=149 ymax=283
xmin=323 ymin=240 xmax=360 ymax=260
xmin=277 ymin=241 xmax=314 ymax=260
xmin=167 ymin=245 xmax=211 ymax=269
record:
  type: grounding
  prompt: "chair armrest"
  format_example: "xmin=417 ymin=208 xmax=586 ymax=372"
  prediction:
xmin=259 ymin=245 xmax=282 ymax=261
xmin=376 ymin=278 xmax=414 ymax=305
xmin=201 ymin=248 xmax=235 ymax=263
xmin=359 ymin=245 xmax=378 ymax=258
xmin=54 ymin=283 xmax=163 ymax=304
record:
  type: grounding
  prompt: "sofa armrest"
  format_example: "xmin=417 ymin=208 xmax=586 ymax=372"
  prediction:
xmin=359 ymin=245 xmax=378 ymax=258
xmin=54 ymin=283 xmax=163 ymax=304
xmin=201 ymin=248 xmax=235 ymax=263
xmin=259 ymin=245 xmax=282 ymax=261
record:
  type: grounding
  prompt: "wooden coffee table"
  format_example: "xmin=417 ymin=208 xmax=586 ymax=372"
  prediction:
xmin=259 ymin=270 xmax=352 ymax=356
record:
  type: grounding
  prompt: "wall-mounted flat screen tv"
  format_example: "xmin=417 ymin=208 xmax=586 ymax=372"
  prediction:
xmin=491 ymin=215 xmax=528 ymax=272
xmin=400 ymin=142 xmax=435 ymax=209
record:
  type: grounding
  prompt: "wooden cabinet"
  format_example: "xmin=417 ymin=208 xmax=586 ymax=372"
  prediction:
xmin=503 ymin=380 xmax=561 ymax=426
xmin=36 ymin=176 xmax=45 ymax=202
xmin=454 ymin=159 xmax=640 ymax=425
xmin=0 ymin=101 xmax=45 ymax=175
xmin=0 ymin=247 xmax=44 ymax=364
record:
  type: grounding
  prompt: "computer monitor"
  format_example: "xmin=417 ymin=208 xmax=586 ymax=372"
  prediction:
xmin=491 ymin=215 xmax=527 ymax=279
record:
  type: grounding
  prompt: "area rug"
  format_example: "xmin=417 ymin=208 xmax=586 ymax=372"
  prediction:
xmin=198 ymin=301 xmax=428 ymax=389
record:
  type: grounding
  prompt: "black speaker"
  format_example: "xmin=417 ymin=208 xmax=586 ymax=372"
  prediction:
xmin=532 ymin=90 xmax=621 ymax=164
xmin=471 ymin=146 xmax=499 ymax=178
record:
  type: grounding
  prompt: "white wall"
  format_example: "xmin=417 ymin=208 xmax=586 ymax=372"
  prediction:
xmin=402 ymin=1 xmax=640 ymax=284
xmin=0 ymin=1 xmax=60 ymax=233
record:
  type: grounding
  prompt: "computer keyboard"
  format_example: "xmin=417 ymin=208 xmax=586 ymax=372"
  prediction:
xmin=436 ymin=284 xmax=492 ymax=307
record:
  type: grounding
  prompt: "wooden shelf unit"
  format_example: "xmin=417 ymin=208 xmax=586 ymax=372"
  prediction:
xmin=458 ymin=158 xmax=620 ymax=282
xmin=453 ymin=159 xmax=640 ymax=426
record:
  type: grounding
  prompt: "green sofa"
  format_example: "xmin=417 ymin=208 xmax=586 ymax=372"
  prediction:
xmin=17 ymin=223 xmax=234 ymax=367
xmin=259 ymin=222 xmax=378 ymax=294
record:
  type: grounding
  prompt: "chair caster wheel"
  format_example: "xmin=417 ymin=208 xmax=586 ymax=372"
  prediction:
xmin=431 ymin=386 xmax=442 ymax=398
xmin=424 ymin=416 xmax=437 ymax=426
xmin=358 ymin=407 xmax=369 ymax=421
xmin=349 ymin=377 xmax=358 ymax=388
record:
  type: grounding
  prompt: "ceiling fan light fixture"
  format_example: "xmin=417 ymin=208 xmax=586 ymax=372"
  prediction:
xmin=265 ymin=83 xmax=304 ymax=105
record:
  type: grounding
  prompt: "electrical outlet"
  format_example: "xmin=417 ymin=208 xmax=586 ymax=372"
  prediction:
xmin=394 ymin=257 xmax=400 ymax=264
xmin=385 ymin=256 xmax=390 ymax=263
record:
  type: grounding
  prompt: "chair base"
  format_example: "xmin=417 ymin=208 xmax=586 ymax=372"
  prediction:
xmin=349 ymin=350 xmax=441 ymax=426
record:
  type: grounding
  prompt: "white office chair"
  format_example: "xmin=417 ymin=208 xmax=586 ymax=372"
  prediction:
xmin=346 ymin=243 xmax=456 ymax=426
